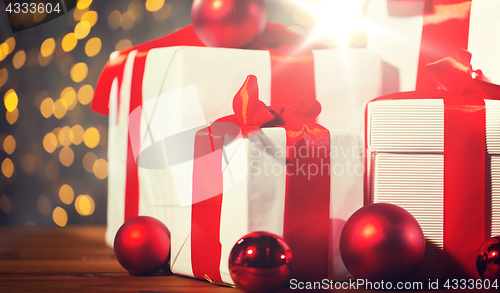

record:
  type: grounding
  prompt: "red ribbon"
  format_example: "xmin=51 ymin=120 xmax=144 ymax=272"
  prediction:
xmin=370 ymin=49 xmax=500 ymax=278
xmin=92 ymin=23 xmax=322 ymax=224
xmin=191 ymin=75 xmax=331 ymax=282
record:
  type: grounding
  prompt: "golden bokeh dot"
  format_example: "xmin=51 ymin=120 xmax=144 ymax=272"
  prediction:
xmin=12 ymin=50 xmax=26 ymax=69
xmin=70 ymin=62 xmax=88 ymax=83
xmin=59 ymin=147 xmax=74 ymax=167
xmin=40 ymin=38 xmax=56 ymax=57
xmin=59 ymin=184 xmax=75 ymax=205
xmin=146 ymin=0 xmax=165 ymax=12
xmin=93 ymin=158 xmax=108 ymax=179
xmin=75 ymin=194 xmax=95 ymax=216
xmin=115 ymin=39 xmax=133 ymax=52
xmin=82 ymin=152 xmax=97 ymax=173
xmin=62 ymin=33 xmax=78 ymax=52
xmin=0 ymin=68 xmax=8 ymax=87
xmin=37 ymin=195 xmax=51 ymax=215
xmin=1 ymin=158 xmax=14 ymax=178
xmin=85 ymin=37 xmax=101 ymax=57
xmin=6 ymin=108 xmax=18 ymax=124
xmin=0 ymin=47 xmax=6 ymax=62
xmin=40 ymin=97 xmax=54 ymax=118
xmin=77 ymin=0 xmax=93 ymax=10
xmin=53 ymin=99 xmax=68 ymax=119
xmin=21 ymin=154 xmax=36 ymax=175
xmin=120 ymin=11 xmax=134 ymax=31
xmin=0 ymin=195 xmax=12 ymax=214
xmin=108 ymin=10 xmax=121 ymax=30
xmin=44 ymin=160 xmax=59 ymax=180
xmin=128 ymin=0 xmax=144 ymax=22
xmin=1 ymin=42 xmax=8 ymax=55
xmin=43 ymin=133 xmax=58 ymax=153
xmin=52 ymin=127 xmax=61 ymax=143
xmin=35 ymin=90 xmax=49 ymax=109
xmin=3 ymin=135 xmax=16 ymax=155
xmin=70 ymin=125 xmax=84 ymax=145
xmin=52 ymin=207 xmax=68 ymax=227
xmin=4 ymin=89 xmax=18 ymax=112
xmin=74 ymin=6 xmax=89 ymax=21
xmin=77 ymin=84 xmax=94 ymax=105
xmin=61 ymin=87 xmax=77 ymax=110
xmin=60 ymin=56 xmax=75 ymax=76
xmin=5 ymin=37 xmax=15 ymax=54
xmin=75 ymin=21 xmax=91 ymax=39
xmin=153 ymin=3 xmax=172 ymax=21
xmin=58 ymin=126 xmax=72 ymax=147
xmin=83 ymin=127 xmax=100 ymax=148
xmin=81 ymin=11 xmax=98 ymax=27
xmin=287 ymin=25 xmax=305 ymax=36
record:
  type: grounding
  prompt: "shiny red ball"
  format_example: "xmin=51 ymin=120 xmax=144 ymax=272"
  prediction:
xmin=340 ymin=203 xmax=425 ymax=281
xmin=476 ymin=236 xmax=500 ymax=280
xmin=229 ymin=231 xmax=292 ymax=293
xmin=191 ymin=0 xmax=267 ymax=48
xmin=114 ymin=216 xmax=171 ymax=275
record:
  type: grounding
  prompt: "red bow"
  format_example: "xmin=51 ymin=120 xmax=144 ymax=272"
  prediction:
xmin=221 ymin=75 xmax=322 ymax=135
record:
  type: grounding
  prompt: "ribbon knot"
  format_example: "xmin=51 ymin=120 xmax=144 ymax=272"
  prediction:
xmin=230 ymin=75 xmax=322 ymax=135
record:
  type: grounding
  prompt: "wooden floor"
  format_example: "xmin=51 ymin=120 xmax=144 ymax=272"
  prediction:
xmin=0 ymin=226 xmax=495 ymax=293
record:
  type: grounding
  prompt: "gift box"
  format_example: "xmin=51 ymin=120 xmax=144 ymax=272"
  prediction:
xmin=366 ymin=50 xmax=500 ymax=279
xmin=366 ymin=0 xmax=500 ymax=94
xmin=97 ymin=24 xmax=380 ymax=281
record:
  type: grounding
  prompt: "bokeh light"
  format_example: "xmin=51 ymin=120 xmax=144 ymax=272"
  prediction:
xmin=82 ymin=152 xmax=97 ymax=173
xmin=115 ymin=39 xmax=132 ymax=52
xmin=37 ymin=195 xmax=51 ymax=215
xmin=74 ymin=6 xmax=89 ymax=21
xmin=75 ymin=21 xmax=91 ymax=39
xmin=62 ymin=33 xmax=78 ymax=52
xmin=70 ymin=125 xmax=84 ymax=145
xmin=59 ymin=146 xmax=75 ymax=167
xmin=61 ymin=87 xmax=77 ymax=110
xmin=5 ymin=37 xmax=15 ymax=54
xmin=70 ymin=62 xmax=88 ymax=83
xmin=146 ymin=0 xmax=165 ymax=12
xmin=85 ymin=38 xmax=101 ymax=57
xmin=59 ymin=184 xmax=75 ymax=205
xmin=81 ymin=11 xmax=98 ymax=27
xmin=3 ymin=135 xmax=16 ymax=155
xmin=154 ymin=3 xmax=172 ymax=21
xmin=75 ymin=194 xmax=95 ymax=216
xmin=121 ymin=11 xmax=134 ymax=31
xmin=77 ymin=0 xmax=93 ymax=10
xmin=4 ymin=89 xmax=18 ymax=112
xmin=0 ymin=68 xmax=8 ymax=87
xmin=93 ymin=158 xmax=108 ymax=179
xmin=40 ymin=97 xmax=54 ymax=118
xmin=83 ymin=127 xmax=100 ymax=148
xmin=6 ymin=108 xmax=19 ymax=124
xmin=12 ymin=50 xmax=26 ymax=69
xmin=43 ymin=133 xmax=58 ymax=153
xmin=1 ymin=158 xmax=14 ymax=178
xmin=128 ymin=0 xmax=144 ymax=22
xmin=77 ymin=84 xmax=94 ymax=105
xmin=53 ymin=99 xmax=68 ymax=119
xmin=108 ymin=10 xmax=121 ymax=30
xmin=52 ymin=207 xmax=68 ymax=227
xmin=40 ymin=38 xmax=56 ymax=57
xmin=58 ymin=126 xmax=72 ymax=147
xmin=21 ymin=154 xmax=37 ymax=175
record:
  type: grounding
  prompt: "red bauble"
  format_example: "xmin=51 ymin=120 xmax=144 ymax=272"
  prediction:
xmin=476 ymin=236 xmax=500 ymax=280
xmin=191 ymin=0 xmax=267 ymax=48
xmin=229 ymin=231 xmax=292 ymax=293
xmin=114 ymin=216 xmax=171 ymax=275
xmin=340 ymin=203 xmax=425 ymax=281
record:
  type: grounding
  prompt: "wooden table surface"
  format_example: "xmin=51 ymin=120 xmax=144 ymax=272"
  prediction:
xmin=0 ymin=226 xmax=495 ymax=293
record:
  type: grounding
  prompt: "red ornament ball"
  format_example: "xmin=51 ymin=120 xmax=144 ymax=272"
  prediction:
xmin=229 ymin=231 xmax=292 ymax=293
xmin=191 ymin=0 xmax=267 ymax=48
xmin=114 ymin=216 xmax=171 ymax=275
xmin=476 ymin=236 xmax=500 ymax=280
xmin=340 ymin=203 xmax=425 ymax=281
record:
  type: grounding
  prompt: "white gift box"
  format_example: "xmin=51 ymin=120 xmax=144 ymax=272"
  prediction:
xmin=105 ymin=46 xmax=381 ymax=281
xmin=366 ymin=0 xmax=500 ymax=94
xmin=366 ymin=98 xmax=500 ymax=279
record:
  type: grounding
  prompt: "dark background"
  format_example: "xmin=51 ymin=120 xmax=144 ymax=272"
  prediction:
xmin=0 ymin=0 xmax=365 ymax=226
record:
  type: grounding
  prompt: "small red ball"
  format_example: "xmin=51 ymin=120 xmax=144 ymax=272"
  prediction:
xmin=340 ymin=203 xmax=425 ymax=281
xmin=191 ymin=0 xmax=267 ymax=48
xmin=476 ymin=236 xmax=500 ymax=280
xmin=229 ymin=231 xmax=292 ymax=293
xmin=114 ymin=216 xmax=171 ymax=275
